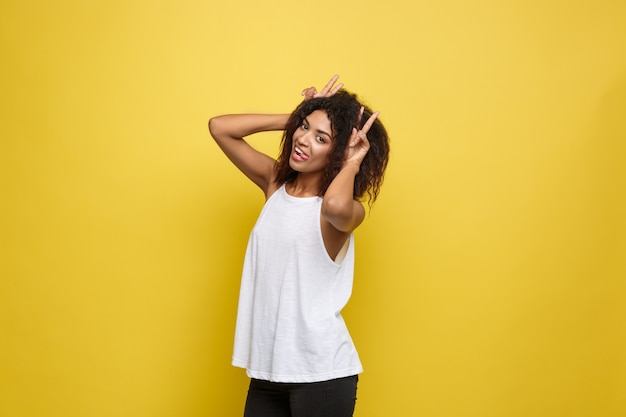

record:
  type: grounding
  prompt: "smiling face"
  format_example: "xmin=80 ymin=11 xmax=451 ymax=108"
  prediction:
xmin=289 ymin=109 xmax=334 ymax=174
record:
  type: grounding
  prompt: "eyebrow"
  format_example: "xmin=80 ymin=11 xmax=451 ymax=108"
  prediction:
xmin=303 ymin=117 xmax=332 ymax=139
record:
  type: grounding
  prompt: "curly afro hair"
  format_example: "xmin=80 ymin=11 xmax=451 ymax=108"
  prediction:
xmin=274 ymin=90 xmax=390 ymax=205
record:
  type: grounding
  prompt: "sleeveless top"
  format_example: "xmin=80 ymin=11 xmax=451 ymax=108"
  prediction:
xmin=231 ymin=184 xmax=363 ymax=382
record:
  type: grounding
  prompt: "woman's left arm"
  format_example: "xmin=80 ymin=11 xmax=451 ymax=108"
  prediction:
xmin=321 ymin=109 xmax=379 ymax=232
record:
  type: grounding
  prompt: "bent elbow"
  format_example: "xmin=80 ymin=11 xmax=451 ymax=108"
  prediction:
xmin=209 ymin=116 xmax=232 ymax=145
xmin=208 ymin=116 xmax=220 ymax=137
xmin=321 ymin=197 xmax=354 ymax=232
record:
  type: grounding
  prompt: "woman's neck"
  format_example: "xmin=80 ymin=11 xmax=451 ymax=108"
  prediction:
xmin=286 ymin=174 xmax=322 ymax=197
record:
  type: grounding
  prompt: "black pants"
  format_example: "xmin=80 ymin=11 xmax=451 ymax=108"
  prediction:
xmin=243 ymin=375 xmax=358 ymax=417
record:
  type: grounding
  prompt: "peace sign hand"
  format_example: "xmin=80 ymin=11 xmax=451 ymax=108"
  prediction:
xmin=344 ymin=107 xmax=379 ymax=168
xmin=301 ymin=74 xmax=344 ymax=100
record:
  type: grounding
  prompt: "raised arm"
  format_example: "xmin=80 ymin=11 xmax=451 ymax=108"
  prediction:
xmin=209 ymin=75 xmax=344 ymax=194
xmin=321 ymin=108 xmax=380 ymax=233
xmin=208 ymin=114 xmax=289 ymax=194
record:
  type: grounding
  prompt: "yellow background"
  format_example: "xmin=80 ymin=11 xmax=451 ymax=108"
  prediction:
xmin=2 ymin=1 xmax=625 ymax=416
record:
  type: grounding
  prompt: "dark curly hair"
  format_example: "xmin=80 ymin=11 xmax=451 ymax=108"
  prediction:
xmin=274 ymin=90 xmax=390 ymax=204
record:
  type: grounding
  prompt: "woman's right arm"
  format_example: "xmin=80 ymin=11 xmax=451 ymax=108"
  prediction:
xmin=208 ymin=114 xmax=289 ymax=193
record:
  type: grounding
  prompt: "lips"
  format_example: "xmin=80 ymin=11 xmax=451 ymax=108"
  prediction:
xmin=293 ymin=146 xmax=309 ymax=161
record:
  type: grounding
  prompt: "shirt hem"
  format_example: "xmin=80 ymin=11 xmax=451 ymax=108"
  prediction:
xmin=232 ymin=359 xmax=363 ymax=383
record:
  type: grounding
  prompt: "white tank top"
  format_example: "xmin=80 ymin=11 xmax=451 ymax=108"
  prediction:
xmin=231 ymin=184 xmax=363 ymax=382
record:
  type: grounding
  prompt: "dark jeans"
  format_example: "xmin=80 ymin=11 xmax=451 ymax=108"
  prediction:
xmin=243 ymin=375 xmax=359 ymax=417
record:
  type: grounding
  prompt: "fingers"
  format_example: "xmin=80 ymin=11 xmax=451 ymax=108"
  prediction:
xmin=328 ymin=80 xmax=344 ymax=96
xmin=348 ymin=109 xmax=378 ymax=147
xmin=301 ymin=87 xmax=317 ymax=100
xmin=345 ymin=128 xmax=371 ymax=166
xmin=355 ymin=106 xmax=364 ymax=128
xmin=302 ymin=75 xmax=344 ymax=100
xmin=359 ymin=111 xmax=379 ymax=135
xmin=316 ymin=74 xmax=343 ymax=98
xmin=349 ymin=126 xmax=371 ymax=148
xmin=349 ymin=127 xmax=359 ymax=146
xmin=319 ymin=74 xmax=341 ymax=96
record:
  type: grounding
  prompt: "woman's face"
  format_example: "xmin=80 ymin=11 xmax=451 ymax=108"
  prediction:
xmin=289 ymin=109 xmax=334 ymax=174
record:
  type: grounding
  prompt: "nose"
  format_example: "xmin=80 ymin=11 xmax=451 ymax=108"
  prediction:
xmin=297 ymin=131 xmax=314 ymax=147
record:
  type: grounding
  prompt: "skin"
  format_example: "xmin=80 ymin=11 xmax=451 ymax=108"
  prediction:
xmin=208 ymin=75 xmax=379 ymax=261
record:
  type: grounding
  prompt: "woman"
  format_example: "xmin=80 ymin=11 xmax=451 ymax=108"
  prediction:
xmin=209 ymin=75 xmax=389 ymax=417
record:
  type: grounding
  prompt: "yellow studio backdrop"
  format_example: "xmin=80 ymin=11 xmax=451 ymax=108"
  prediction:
xmin=1 ymin=0 xmax=624 ymax=416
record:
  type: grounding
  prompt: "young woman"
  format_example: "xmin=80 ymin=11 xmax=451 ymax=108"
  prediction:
xmin=209 ymin=75 xmax=389 ymax=417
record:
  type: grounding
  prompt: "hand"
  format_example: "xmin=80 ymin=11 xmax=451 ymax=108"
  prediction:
xmin=343 ymin=107 xmax=379 ymax=168
xmin=301 ymin=74 xmax=344 ymax=100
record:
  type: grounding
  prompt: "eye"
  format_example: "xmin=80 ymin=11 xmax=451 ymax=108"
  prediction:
xmin=316 ymin=136 xmax=326 ymax=143
xmin=300 ymin=122 xmax=309 ymax=131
